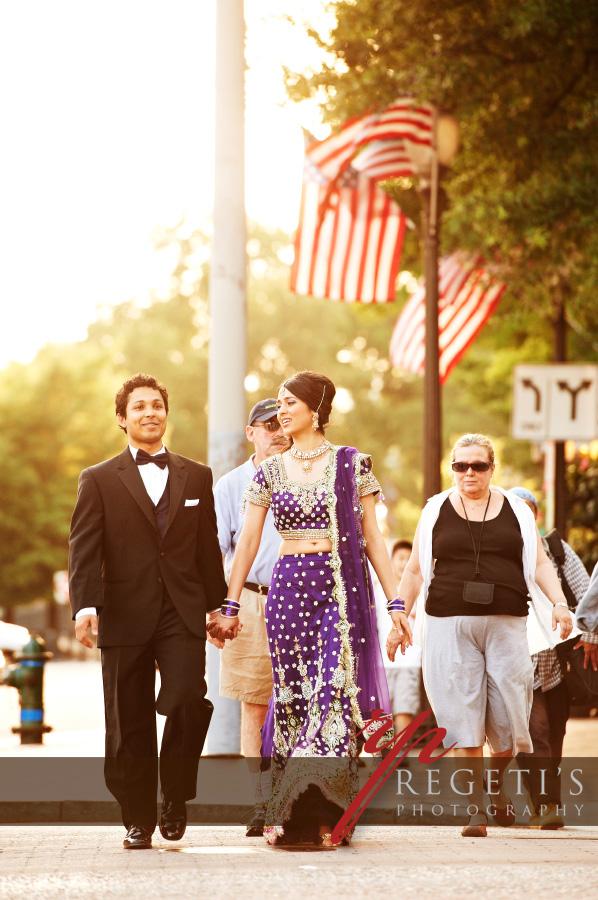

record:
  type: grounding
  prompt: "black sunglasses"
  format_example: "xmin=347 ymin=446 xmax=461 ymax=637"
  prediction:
xmin=451 ymin=461 xmax=492 ymax=473
xmin=253 ymin=420 xmax=281 ymax=432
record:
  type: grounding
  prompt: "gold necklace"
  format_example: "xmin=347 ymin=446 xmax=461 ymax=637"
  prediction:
xmin=289 ymin=440 xmax=331 ymax=474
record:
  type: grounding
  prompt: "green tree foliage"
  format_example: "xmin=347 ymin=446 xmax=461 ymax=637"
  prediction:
xmin=0 ymin=346 xmax=121 ymax=612
xmin=283 ymin=0 xmax=598 ymax=557
xmin=567 ymin=457 xmax=598 ymax=571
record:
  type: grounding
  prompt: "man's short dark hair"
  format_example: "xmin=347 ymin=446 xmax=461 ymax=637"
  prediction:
xmin=115 ymin=374 xmax=169 ymax=432
xmin=391 ymin=539 xmax=413 ymax=556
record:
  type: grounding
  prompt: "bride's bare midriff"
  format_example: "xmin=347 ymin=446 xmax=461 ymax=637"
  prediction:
xmin=279 ymin=539 xmax=333 ymax=556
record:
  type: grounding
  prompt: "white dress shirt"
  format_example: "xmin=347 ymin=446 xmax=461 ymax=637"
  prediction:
xmin=75 ymin=445 xmax=168 ymax=620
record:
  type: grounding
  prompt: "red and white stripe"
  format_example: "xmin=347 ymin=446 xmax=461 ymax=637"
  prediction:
xmin=354 ymin=100 xmax=434 ymax=148
xmin=389 ymin=253 xmax=506 ymax=382
xmin=290 ymin=164 xmax=406 ymax=303
xmin=352 ymin=140 xmax=418 ymax=181
xmin=306 ymin=98 xmax=434 ymax=186
xmin=305 ymin=116 xmax=372 ymax=184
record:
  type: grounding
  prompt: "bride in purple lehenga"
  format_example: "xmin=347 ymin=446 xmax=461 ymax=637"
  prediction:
xmin=210 ymin=371 xmax=411 ymax=847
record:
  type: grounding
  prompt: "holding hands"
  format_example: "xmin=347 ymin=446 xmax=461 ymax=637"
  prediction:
xmin=386 ymin=611 xmax=412 ymax=663
xmin=206 ymin=608 xmax=242 ymax=644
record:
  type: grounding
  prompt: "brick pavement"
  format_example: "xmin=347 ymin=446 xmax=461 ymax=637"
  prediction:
xmin=1 ymin=825 xmax=598 ymax=900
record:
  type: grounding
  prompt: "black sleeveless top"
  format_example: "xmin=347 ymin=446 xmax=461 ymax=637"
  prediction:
xmin=426 ymin=496 xmax=529 ymax=617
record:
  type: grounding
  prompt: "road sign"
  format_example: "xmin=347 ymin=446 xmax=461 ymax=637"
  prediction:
xmin=512 ymin=364 xmax=598 ymax=441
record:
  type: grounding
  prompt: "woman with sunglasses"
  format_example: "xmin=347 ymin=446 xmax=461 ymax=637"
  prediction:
xmin=387 ymin=433 xmax=573 ymax=838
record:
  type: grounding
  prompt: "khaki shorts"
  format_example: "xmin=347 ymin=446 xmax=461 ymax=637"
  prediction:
xmin=219 ymin=586 xmax=273 ymax=705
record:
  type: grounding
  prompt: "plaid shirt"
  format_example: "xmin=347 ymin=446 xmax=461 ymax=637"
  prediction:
xmin=532 ymin=539 xmax=595 ymax=692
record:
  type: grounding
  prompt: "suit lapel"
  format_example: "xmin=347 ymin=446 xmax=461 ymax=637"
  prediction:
xmin=164 ymin=451 xmax=188 ymax=537
xmin=117 ymin=447 xmax=159 ymax=534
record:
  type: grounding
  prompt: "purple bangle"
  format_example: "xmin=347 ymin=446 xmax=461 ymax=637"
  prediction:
xmin=386 ymin=597 xmax=406 ymax=613
xmin=221 ymin=599 xmax=240 ymax=618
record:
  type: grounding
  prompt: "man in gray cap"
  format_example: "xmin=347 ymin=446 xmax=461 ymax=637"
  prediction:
xmin=213 ymin=399 xmax=288 ymax=836
xmin=510 ymin=487 xmax=598 ymax=828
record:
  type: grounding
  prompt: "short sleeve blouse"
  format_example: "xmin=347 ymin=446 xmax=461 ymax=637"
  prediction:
xmin=243 ymin=462 xmax=273 ymax=509
xmin=356 ymin=455 xmax=382 ymax=498
xmin=242 ymin=448 xmax=382 ymax=541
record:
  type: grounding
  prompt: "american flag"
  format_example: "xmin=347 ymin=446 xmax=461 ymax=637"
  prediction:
xmin=290 ymin=153 xmax=407 ymax=303
xmin=389 ymin=253 xmax=506 ymax=382
xmin=352 ymin=140 xmax=417 ymax=182
xmin=306 ymin=99 xmax=434 ymax=186
xmin=305 ymin=115 xmax=370 ymax=184
xmin=354 ymin=99 xmax=434 ymax=148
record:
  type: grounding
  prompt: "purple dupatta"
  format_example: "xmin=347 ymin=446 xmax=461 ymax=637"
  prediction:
xmin=334 ymin=446 xmax=391 ymax=723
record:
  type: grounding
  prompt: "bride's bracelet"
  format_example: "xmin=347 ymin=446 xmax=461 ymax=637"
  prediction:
xmin=386 ymin=597 xmax=406 ymax=613
xmin=221 ymin=599 xmax=240 ymax=618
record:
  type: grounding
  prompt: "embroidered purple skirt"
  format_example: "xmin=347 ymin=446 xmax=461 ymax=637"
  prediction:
xmin=260 ymin=552 xmax=359 ymax=841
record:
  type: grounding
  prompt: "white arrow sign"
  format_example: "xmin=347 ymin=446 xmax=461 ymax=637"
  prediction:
xmin=512 ymin=364 xmax=598 ymax=441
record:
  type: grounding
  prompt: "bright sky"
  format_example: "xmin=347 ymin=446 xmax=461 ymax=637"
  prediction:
xmin=0 ymin=1 xmax=334 ymax=368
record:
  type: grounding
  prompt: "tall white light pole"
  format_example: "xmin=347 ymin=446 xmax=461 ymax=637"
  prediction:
xmin=206 ymin=0 xmax=247 ymax=754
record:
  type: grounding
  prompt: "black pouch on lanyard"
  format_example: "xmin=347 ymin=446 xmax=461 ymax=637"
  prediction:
xmin=460 ymin=494 xmax=494 ymax=606
xmin=463 ymin=578 xmax=495 ymax=605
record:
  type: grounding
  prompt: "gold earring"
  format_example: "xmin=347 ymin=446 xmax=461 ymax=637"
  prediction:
xmin=312 ymin=412 xmax=319 ymax=432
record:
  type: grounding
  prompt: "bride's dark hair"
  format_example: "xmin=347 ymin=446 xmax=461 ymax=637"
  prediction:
xmin=280 ymin=371 xmax=336 ymax=435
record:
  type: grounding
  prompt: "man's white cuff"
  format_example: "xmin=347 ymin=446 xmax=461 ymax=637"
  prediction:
xmin=75 ymin=607 xmax=97 ymax=620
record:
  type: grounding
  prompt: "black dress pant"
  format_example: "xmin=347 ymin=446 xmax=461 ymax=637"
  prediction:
xmin=101 ymin=595 xmax=213 ymax=831
xmin=518 ymin=680 xmax=569 ymax=811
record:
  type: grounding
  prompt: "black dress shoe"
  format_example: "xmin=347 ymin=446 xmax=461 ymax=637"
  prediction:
xmin=123 ymin=825 xmax=153 ymax=849
xmin=159 ymin=799 xmax=187 ymax=841
xmin=245 ymin=805 xmax=265 ymax=838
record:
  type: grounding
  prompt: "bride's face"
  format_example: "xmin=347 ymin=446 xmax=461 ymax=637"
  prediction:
xmin=276 ymin=387 xmax=313 ymax=437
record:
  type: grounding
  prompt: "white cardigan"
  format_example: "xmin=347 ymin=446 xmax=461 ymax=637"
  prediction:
xmin=412 ymin=486 xmax=578 ymax=654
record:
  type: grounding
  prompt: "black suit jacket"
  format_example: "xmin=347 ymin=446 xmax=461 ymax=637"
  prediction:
xmin=68 ymin=447 xmax=227 ymax=647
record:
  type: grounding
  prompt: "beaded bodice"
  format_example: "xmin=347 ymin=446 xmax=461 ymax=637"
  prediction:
xmin=243 ymin=447 xmax=381 ymax=541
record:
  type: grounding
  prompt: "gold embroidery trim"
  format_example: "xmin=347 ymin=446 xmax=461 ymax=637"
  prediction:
xmin=324 ymin=447 xmax=363 ymax=729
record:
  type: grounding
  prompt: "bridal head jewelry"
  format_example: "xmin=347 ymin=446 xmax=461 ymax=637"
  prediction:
xmin=289 ymin=439 xmax=331 ymax=474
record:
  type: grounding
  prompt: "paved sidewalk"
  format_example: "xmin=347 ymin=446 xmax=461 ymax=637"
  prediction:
xmin=1 ymin=825 xmax=597 ymax=900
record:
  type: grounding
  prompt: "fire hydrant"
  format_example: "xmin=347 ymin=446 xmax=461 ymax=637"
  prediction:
xmin=0 ymin=635 xmax=53 ymax=744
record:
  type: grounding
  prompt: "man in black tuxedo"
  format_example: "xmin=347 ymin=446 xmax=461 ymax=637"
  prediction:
xmin=69 ymin=373 xmax=227 ymax=849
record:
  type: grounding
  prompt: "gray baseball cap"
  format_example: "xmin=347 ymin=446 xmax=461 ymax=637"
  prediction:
xmin=248 ymin=398 xmax=278 ymax=426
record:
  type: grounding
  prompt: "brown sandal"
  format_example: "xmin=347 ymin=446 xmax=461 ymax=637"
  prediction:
xmin=461 ymin=814 xmax=487 ymax=838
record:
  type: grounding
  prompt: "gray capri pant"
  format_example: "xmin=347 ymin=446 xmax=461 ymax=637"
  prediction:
xmin=422 ymin=615 xmax=533 ymax=754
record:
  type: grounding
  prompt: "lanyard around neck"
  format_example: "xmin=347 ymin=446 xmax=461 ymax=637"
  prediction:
xmin=459 ymin=493 xmax=492 ymax=577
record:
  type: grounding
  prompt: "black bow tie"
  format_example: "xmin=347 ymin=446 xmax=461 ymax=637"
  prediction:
xmin=136 ymin=449 xmax=168 ymax=469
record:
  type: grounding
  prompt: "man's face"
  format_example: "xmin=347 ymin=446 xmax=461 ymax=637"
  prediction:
xmin=247 ymin=417 xmax=288 ymax=460
xmin=391 ymin=547 xmax=411 ymax=583
xmin=117 ymin=386 xmax=168 ymax=449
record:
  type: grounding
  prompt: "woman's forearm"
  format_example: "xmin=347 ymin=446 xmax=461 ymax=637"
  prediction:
xmin=226 ymin=504 xmax=267 ymax=603
xmin=227 ymin=532 xmax=262 ymax=602
xmin=364 ymin=529 xmax=398 ymax=601
xmin=396 ymin=567 xmax=424 ymax=617
xmin=535 ymin=557 xmax=568 ymax=605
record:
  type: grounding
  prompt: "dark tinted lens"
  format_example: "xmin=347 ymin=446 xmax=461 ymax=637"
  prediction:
xmin=263 ymin=420 xmax=280 ymax=432
xmin=452 ymin=461 xmax=491 ymax=473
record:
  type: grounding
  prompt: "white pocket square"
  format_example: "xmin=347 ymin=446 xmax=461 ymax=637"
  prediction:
xmin=185 ymin=498 xmax=200 ymax=507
